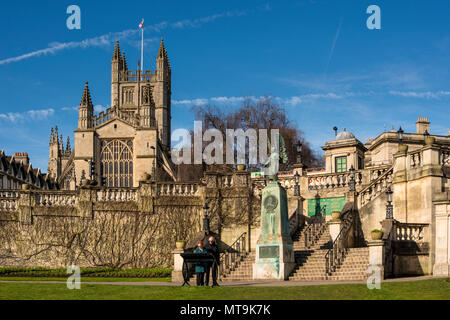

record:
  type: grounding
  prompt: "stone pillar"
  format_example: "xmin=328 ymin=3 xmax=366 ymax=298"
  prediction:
xmin=253 ymin=181 xmax=295 ymax=280
xmin=433 ymin=203 xmax=450 ymax=277
xmin=329 ymin=219 xmax=342 ymax=242
xmin=78 ymin=186 xmax=95 ymax=219
xmin=392 ymin=145 xmax=408 ymax=222
xmin=137 ymin=181 xmax=154 ymax=213
xmin=172 ymin=248 xmax=186 ymax=283
xmin=367 ymin=240 xmax=385 ymax=279
xmin=17 ymin=188 xmax=34 ymax=225
xmin=293 ymin=163 xmax=306 ymax=177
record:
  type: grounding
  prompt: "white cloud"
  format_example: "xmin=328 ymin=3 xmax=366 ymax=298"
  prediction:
xmin=389 ymin=91 xmax=450 ymax=99
xmin=0 ymin=9 xmax=254 ymax=66
xmin=173 ymin=92 xmax=359 ymax=107
xmin=94 ymin=105 xmax=108 ymax=113
xmin=62 ymin=106 xmax=78 ymax=111
xmin=0 ymin=108 xmax=55 ymax=122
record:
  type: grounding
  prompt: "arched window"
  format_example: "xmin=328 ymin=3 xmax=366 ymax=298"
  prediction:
xmin=100 ymin=139 xmax=133 ymax=187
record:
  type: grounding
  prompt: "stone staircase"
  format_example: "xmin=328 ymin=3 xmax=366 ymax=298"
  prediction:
xmin=219 ymin=221 xmax=369 ymax=282
xmin=220 ymin=252 xmax=255 ymax=282
xmin=289 ymin=227 xmax=369 ymax=281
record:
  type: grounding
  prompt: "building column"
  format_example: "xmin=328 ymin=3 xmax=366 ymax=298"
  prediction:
xmin=172 ymin=247 xmax=186 ymax=283
xmin=367 ymin=240 xmax=385 ymax=280
xmin=392 ymin=145 xmax=408 ymax=222
xmin=433 ymin=205 xmax=450 ymax=277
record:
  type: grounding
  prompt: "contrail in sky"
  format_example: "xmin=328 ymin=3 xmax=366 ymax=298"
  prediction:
xmin=325 ymin=17 xmax=343 ymax=75
xmin=0 ymin=9 xmax=250 ymax=66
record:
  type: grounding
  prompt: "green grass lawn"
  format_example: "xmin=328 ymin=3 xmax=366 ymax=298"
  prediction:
xmin=0 ymin=278 xmax=448 ymax=300
xmin=0 ymin=276 xmax=171 ymax=283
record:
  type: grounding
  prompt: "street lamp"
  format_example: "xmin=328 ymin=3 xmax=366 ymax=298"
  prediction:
xmin=397 ymin=127 xmax=404 ymax=144
xmin=386 ymin=186 xmax=393 ymax=219
xmin=150 ymin=146 xmax=156 ymax=180
xmin=296 ymin=141 xmax=303 ymax=164
xmin=348 ymin=165 xmax=356 ymax=192
xmin=203 ymin=203 xmax=210 ymax=234
xmin=333 ymin=126 xmax=338 ymax=137
xmin=294 ymin=171 xmax=300 ymax=197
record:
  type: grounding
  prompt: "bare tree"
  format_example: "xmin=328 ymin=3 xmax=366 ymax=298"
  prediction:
xmin=190 ymin=96 xmax=324 ymax=173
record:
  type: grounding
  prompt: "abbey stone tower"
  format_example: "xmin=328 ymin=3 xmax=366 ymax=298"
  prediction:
xmin=48 ymin=39 xmax=176 ymax=189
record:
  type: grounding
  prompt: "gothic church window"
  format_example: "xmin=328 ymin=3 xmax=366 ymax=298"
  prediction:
xmin=123 ymin=88 xmax=134 ymax=104
xmin=100 ymin=139 xmax=133 ymax=187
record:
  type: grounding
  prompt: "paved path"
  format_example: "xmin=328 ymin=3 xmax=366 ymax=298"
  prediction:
xmin=0 ymin=275 xmax=444 ymax=287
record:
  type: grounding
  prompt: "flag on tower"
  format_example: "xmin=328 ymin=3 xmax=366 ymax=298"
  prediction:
xmin=139 ymin=19 xmax=144 ymax=71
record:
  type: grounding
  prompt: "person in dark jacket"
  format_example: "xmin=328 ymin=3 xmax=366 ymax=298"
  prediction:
xmin=204 ymin=236 xmax=220 ymax=287
xmin=194 ymin=240 xmax=207 ymax=286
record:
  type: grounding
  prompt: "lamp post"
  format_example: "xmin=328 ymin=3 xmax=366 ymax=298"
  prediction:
xmin=294 ymin=171 xmax=300 ymax=197
xmin=150 ymin=146 xmax=156 ymax=181
xmin=203 ymin=203 xmax=210 ymax=235
xmin=296 ymin=141 xmax=303 ymax=164
xmin=348 ymin=165 xmax=356 ymax=192
xmin=397 ymin=127 xmax=404 ymax=145
xmin=386 ymin=186 xmax=393 ymax=219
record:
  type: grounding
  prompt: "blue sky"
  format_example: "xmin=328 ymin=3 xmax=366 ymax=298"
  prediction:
xmin=0 ymin=0 xmax=449 ymax=171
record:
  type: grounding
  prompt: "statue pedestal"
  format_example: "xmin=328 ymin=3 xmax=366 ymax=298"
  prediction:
xmin=253 ymin=181 xmax=295 ymax=280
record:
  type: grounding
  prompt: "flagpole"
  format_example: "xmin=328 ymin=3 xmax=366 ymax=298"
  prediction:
xmin=141 ymin=24 xmax=144 ymax=72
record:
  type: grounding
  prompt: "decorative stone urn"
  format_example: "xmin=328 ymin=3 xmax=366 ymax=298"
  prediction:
xmin=176 ymin=241 xmax=186 ymax=250
xmin=81 ymin=179 xmax=90 ymax=187
xmin=331 ymin=211 xmax=341 ymax=221
xmin=237 ymin=164 xmax=246 ymax=171
xmin=371 ymin=230 xmax=383 ymax=240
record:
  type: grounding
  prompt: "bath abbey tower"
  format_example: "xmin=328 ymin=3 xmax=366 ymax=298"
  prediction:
xmin=48 ymin=39 xmax=175 ymax=189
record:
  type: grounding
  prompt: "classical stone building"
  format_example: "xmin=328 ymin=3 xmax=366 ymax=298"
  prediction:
xmin=50 ymin=40 xmax=175 ymax=189
xmin=0 ymin=36 xmax=448 ymax=280
xmin=0 ymin=151 xmax=56 ymax=190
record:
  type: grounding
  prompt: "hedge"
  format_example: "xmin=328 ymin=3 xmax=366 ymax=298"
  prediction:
xmin=0 ymin=267 xmax=172 ymax=278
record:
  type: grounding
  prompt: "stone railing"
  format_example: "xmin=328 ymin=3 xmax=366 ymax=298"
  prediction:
xmin=221 ymin=175 xmax=234 ymax=188
xmin=440 ymin=148 xmax=450 ymax=166
xmin=367 ymin=165 xmax=392 ymax=182
xmin=96 ymin=188 xmax=138 ymax=202
xmin=394 ymin=222 xmax=428 ymax=242
xmin=0 ymin=191 xmax=19 ymax=212
xmin=360 ymin=166 xmax=393 ymax=206
xmin=307 ymin=171 xmax=363 ymax=190
xmin=156 ymin=183 xmax=201 ymax=197
xmin=35 ymin=191 xmax=78 ymax=206
xmin=93 ymin=107 xmax=139 ymax=128
xmin=409 ymin=150 xmax=423 ymax=168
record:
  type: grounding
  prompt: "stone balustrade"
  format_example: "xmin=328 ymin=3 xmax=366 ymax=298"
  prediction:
xmin=307 ymin=171 xmax=363 ymax=190
xmin=0 ymin=191 xmax=19 ymax=212
xmin=0 ymin=191 xmax=20 ymax=199
xmin=221 ymin=175 xmax=234 ymax=187
xmin=440 ymin=149 xmax=450 ymax=166
xmin=394 ymin=222 xmax=428 ymax=242
xmin=360 ymin=167 xmax=393 ymax=206
xmin=409 ymin=150 xmax=423 ymax=168
xmin=0 ymin=198 xmax=17 ymax=212
xmin=35 ymin=192 xmax=78 ymax=206
xmin=97 ymin=188 xmax=137 ymax=201
xmin=156 ymin=183 xmax=201 ymax=197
